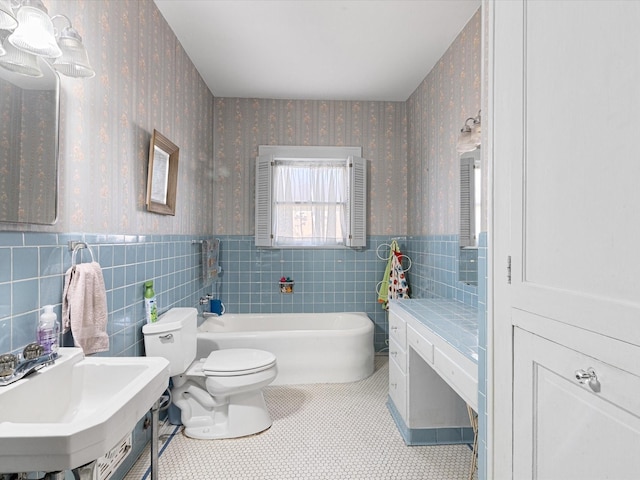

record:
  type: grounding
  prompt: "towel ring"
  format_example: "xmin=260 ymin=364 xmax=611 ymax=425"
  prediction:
xmin=376 ymin=243 xmax=392 ymax=260
xmin=377 ymin=245 xmax=412 ymax=272
xmin=71 ymin=243 xmax=95 ymax=266
xmin=397 ymin=254 xmax=412 ymax=272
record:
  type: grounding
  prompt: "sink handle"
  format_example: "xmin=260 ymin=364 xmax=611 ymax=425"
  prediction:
xmin=0 ymin=353 xmax=17 ymax=378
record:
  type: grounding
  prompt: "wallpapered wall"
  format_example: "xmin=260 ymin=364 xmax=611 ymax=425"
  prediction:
xmin=212 ymin=98 xmax=407 ymax=236
xmin=0 ymin=0 xmax=215 ymax=235
xmin=211 ymin=8 xmax=481 ymax=238
xmin=407 ymin=8 xmax=482 ymax=236
xmin=1 ymin=0 xmax=480 ymax=241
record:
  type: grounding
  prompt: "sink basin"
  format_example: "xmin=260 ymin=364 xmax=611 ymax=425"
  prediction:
xmin=0 ymin=347 xmax=170 ymax=473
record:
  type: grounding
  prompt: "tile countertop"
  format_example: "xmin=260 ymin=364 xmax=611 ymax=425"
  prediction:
xmin=391 ymin=298 xmax=479 ymax=364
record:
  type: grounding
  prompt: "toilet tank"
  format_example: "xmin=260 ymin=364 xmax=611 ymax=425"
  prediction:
xmin=142 ymin=307 xmax=197 ymax=376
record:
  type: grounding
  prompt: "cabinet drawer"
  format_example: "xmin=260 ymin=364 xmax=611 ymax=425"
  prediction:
xmin=407 ymin=325 xmax=434 ymax=364
xmin=389 ymin=338 xmax=407 ymax=374
xmin=388 ymin=355 xmax=407 ymax=420
xmin=434 ymin=347 xmax=478 ymax=410
xmin=389 ymin=311 xmax=406 ymax=346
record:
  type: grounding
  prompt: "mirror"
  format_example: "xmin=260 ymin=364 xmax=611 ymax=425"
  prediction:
xmin=459 ymin=148 xmax=481 ymax=285
xmin=146 ymin=129 xmax=179 ymax=215
xmin=0 ymin=61 xmax=59 ymax=225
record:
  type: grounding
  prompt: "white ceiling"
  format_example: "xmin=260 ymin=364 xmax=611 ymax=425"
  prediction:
xmin=153 ymin=0 xmax=480 ymax=102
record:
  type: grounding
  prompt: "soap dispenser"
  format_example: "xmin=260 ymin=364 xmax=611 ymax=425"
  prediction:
xmin=37 ymin=305 xmax=59 ymax=355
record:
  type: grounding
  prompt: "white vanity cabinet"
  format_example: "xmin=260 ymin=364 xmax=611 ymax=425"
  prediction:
xmin=387 ymin=299 xmax=478 ymax=445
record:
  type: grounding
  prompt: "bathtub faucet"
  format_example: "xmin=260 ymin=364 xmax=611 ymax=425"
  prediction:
xmin=199 ymin=294 xmax=225 ymax=316
xmin=199 ymin=294 xmax=214 ymax=305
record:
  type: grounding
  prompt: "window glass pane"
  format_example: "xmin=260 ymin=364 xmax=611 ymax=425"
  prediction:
xmin=273 ymin=162 xmax=347 ymax=246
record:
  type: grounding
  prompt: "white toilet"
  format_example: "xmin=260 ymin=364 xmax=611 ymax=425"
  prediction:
xmin=142 ymin=307 xmax=277 ymax=439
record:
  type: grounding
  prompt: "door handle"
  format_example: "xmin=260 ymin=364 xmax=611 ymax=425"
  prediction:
xmin=575 ymin=367 xmax=601 ymax=392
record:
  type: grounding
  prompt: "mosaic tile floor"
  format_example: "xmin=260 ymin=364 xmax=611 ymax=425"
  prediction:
xmin=124 ymin=356 xmax=474 ymax=480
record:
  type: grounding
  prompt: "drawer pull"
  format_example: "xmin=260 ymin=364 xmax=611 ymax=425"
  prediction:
xmin=575 ymin=368 xmax=601 ymax=392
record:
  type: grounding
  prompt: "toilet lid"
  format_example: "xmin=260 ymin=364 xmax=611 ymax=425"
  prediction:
xmin=203 ymin=348 xmax=276 ymax=376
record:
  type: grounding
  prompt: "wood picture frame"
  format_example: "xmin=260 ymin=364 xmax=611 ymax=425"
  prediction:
xmin=146 ymin=129 xmax=179 ymax=215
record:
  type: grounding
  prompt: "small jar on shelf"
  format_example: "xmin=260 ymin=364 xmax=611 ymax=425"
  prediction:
xmin=279 ymin=277 xmax=294 ymax=294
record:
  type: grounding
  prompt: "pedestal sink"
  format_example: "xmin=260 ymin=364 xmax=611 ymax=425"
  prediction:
xmin=0 ymin=347 xmax=170 ymax=474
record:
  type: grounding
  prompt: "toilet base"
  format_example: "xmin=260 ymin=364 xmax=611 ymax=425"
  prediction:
xmin=175 ymin=385 xmax=273 ymax=440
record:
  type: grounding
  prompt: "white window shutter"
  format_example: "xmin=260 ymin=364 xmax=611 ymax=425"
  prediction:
xmin=346 ymin=156 xmax=367 ymax=248
xmin=459 ymin=153 xmax=476 ymax=247
xmin=255 ymin=155 xmax=273 ymax=247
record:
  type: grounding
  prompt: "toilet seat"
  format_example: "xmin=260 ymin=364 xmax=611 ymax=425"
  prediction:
xmin=203 ymin=348 xmax=276 ymax=377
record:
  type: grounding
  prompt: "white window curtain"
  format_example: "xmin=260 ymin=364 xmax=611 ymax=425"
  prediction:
xmin=273 ymin=162 xmax=347 ymax=246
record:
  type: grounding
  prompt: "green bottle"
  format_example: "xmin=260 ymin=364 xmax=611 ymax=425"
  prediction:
xmin=144 ymin=280 xmax=158 ymax=323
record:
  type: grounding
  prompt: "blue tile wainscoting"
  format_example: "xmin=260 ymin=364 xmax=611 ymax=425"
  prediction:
xmin=213 ymin=235 xmax=391 ymax=351
xmin=0 ymin=232 xmax=215 ymax=357
xmin=209 ymin=234 xmax=483 ymax=353
xmin=0 ymin=232 xmax=482 ymax=357
xmin=403 ymin=234 xmax=479 ymax=307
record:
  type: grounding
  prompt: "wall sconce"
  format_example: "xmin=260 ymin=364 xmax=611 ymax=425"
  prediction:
xmin=0 ymin=0 xmax=94 ymax=78
xmin=456 ymin=110 xmax=481 ymax=153
xmin=0 ymin=0 xmax=17 ymax=30
xmin=0 ymin=31 xmax=42 ymax=76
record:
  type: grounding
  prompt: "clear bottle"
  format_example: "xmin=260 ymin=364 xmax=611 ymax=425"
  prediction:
xmin=37 ymin=305 xmax=59 ymax=355
xmin=144 ymin=280 xmax=158 ymax=323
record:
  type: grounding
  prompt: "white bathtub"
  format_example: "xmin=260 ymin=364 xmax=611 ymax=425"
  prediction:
xmin=196 ymin=312 xmax=375 ymax=385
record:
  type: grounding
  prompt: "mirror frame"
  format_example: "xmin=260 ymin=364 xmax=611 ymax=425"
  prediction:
xmin=146 ymin=129 xmax=179 ymax=215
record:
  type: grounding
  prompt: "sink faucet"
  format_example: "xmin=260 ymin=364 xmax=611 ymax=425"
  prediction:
xmin=0 ymin=343 xmax=57 ymax=387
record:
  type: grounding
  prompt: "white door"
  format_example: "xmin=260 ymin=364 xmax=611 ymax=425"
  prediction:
xmin=490 ymin=0 xmax=640 ymax=477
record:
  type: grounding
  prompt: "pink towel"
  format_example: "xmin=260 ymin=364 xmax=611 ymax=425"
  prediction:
xmin=62 ymin=262 xmax=109 ymax=355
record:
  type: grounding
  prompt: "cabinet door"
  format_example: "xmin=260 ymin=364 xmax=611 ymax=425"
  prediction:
xmin=514 ymin=327 xmax=640 ymax=480
xmin=492 ymin=1 xmax=640 ymax=476
xmin=388 ymin=355 xmax=407 ymax=419
xmin=510 ymin=0 xmax=640 ymax=345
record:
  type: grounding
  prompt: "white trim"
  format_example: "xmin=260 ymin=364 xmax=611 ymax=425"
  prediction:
xmin=488 ymin=0 xmax=524 ymax=477
xmin=255 ymin=146 xmax=367 ymax=249
xmin=258 ymin=145 xmax=362 ymax=159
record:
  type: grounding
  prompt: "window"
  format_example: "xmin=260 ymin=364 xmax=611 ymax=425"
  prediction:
xmin=255 ymin=146 xmax=367 ymax=248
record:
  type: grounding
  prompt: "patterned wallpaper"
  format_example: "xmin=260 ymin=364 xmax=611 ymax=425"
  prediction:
xmin=212 ymin=98 xmax=407 ymax=236
xmin=0 ymin=0 xmax=215 ymax=235
xmin=0 ymin=1 xmax=480 ymax=240
xmin=407 ymin=8 xmax=482 ymax=236
xmin=212 ymin=8 xmax=481 ymax=238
